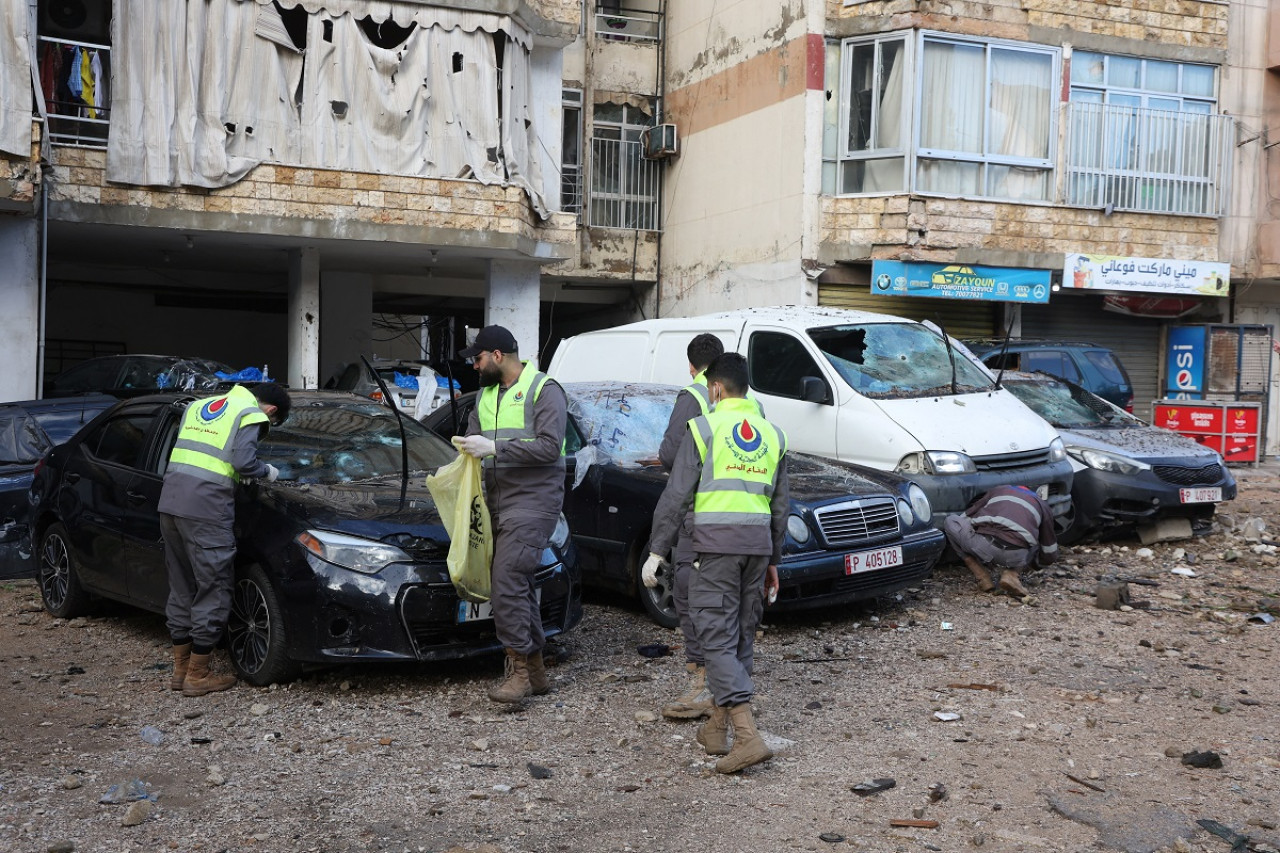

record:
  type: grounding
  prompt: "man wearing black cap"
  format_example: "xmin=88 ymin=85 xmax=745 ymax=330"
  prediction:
xmin=456 ymin=325 xmax=568 ymax=703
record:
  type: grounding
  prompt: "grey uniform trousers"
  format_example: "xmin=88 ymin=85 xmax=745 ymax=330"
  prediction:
xmin=491 ymin=512 xmax=557 ymax=655
xmin=943 ymin=514 xmax=1034 ymax=569
xmin=689 ymin=552 xmax=767 ymax=707
xmin=672 ymin=511 xmax=704 ymax=665
xmin=161 ymin=513 xmax=236 ymax=648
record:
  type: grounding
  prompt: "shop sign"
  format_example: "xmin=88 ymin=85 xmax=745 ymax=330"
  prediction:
xmin=1065 ymin=254 xmax=1230 ymax=296
xmin=1165 ymin=326 xmax=1206 ymax=400
xmin=1153 ymin=401 xmax=1260 ymax=463
xmin=870 ymin=261 xmax=1050 ymax=303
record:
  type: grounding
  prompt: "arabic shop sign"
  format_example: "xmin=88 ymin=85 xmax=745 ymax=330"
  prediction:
xmin=870 ymin=261 xmax=1050 ymax=304
xmin=1064 ymin=254 xmax=1230 ymax=297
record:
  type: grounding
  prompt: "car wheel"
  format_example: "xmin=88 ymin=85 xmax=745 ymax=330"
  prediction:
xmin=38 ymin=523 xmax=91 ymax=618
xmin=634 ymin=544 xmax=679 ymax=629
xmin=227 ymin=564 xmax=300 ymax=686
xmin=1056 ymin=502 xmax=1089 ymax=546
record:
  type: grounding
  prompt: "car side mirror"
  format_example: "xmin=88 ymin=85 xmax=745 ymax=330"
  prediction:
xmin=800 ymin=376 xmax=830 ymax=404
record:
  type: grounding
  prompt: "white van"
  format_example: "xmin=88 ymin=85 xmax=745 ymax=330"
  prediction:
xmin=548 ymin=306 xmax=1072 ymax=525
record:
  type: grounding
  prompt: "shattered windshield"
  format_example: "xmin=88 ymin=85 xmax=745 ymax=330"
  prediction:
xmin=566 ymin=383 xmax=674 ymax=463
xmin=809 ymin=323 xmax=995 ymax=399
xmin=1003 ymin=377 xmax=1137 ymax=428
xmin=257 ymin=399 xmax=455 ymax=484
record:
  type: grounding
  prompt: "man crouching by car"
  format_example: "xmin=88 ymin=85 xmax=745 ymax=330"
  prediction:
xmin=159 ymin=383 xmax=291 ymax=696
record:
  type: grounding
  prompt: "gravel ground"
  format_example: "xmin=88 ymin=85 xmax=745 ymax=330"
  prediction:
xmin=2 ymin=469 xmax=1280 ymax=853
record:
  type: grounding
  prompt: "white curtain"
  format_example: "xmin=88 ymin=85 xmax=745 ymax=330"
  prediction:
xmin=987 ymin=48 xmax=1051 ymax=200
xmin=860 ymin=41 xmax=904 ymax=193
xmin=108 ymin=0 xmax=302 ymax=187
xmin=917 ymin=40 xmax=984 ymax=194
xmin=0 ymin=0 xmax=32 ymax=157
xmin=107 ymin=0 xmax=547 ymax=215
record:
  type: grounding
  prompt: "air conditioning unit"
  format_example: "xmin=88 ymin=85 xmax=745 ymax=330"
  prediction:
xmin=41 ymin=0 xmax=111 ymax=43
xmin=641 ymin=123 xmax=679 ymax=160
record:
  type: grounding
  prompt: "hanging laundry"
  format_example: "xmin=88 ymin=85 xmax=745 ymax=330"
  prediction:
xmin=80 ymin=49 xmax=97 ymax=118
xmin=68 ymin=47 xmax=83 ymax=99
xmin=89 ymin=50 xmax=104 ymax=117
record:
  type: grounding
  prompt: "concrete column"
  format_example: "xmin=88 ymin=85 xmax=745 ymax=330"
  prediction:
xmin=288 ymin=247 xmax=320 ymax=390
xmin=319 ymin=272 xmax=373 ymax=384
xmin=0 ymin=218 xmax=39 ymax=401
xmin=486 ymin=260 xmax=541 ymax=364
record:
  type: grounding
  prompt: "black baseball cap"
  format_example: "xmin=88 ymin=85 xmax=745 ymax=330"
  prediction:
xmin=459 ymin=325 xmax=518 ymax=358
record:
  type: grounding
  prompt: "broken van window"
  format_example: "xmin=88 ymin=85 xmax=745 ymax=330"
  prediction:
xmin=1004 ymin=376 xmax=1142 ymax=429
xmin=809 ymin=324 xmax=994 ymax=399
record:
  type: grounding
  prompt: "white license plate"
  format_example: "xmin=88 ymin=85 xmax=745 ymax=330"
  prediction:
xmin=845 ymin=546 xmax=903 ymax=575
xmin=456 ymin=590 xmax=541 ymax=623
xmin=1180 ymin=487 xmax=1221 ymax=504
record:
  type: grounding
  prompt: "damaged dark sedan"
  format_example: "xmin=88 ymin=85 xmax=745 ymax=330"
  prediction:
xmin=1001 ymin=371 xmax=1236 ymax=542
xmin=424 ymin=381 xmax=947 ymax=627
xmin=28 ymin=391 xmax=582 ymax=684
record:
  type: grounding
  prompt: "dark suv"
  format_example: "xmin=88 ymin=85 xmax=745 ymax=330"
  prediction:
xmin=967 ymin=340 xmax=1135 ymax=412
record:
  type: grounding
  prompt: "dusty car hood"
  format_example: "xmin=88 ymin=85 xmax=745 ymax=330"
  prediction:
xmin=1059 ymin=426 xmax=1224 ymax=466
xmin=255 ymin=477 xmax=447 ymax=542
xmin=787 ymin=453 xmax=905 ymax=502
xmin=873 ymin=389 xmax=1060 ymax=455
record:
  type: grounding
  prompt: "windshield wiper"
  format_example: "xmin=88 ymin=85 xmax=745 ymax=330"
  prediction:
xmin=934 ymin=318 xmax=959 ymax=396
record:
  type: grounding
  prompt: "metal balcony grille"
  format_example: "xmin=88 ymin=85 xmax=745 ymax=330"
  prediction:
xmin=588 ymin=137 xmax=659 ymax=230
xmin=1153 ymin=463 xmax=1223 ymax=486
xmin=813 ymin=498 xmax=900 ymax=547
xmin=38 ymin=36 xmax=111 ymax=149
xmin=1064 ymin=100 xmax=1233 ymax=217
xmin=595 ymin=5 xmax=662 ymax=42
xmin=561 ymin=163 xmax=582 ymax=216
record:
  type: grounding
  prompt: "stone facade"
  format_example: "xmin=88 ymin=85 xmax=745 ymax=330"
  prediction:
xmin=0 ymin=123 xmax=41 ymax=211
xmin=47 ymin=148 xmax=575 ymax=256
xmin=826 ymin=0 xmax=1229 ymax=49
xmin=820 ymin=196 xmax=1221 ymax=266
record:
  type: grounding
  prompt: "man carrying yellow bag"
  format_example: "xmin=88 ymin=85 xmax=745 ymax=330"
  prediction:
xmin=454 ymin=325 xmax=567 ymax=704
xmin=425 ymin=442 xmax=493 ymax=603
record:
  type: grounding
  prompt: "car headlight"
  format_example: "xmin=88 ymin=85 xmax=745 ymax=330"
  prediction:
xmin=296 ymin=529 xmax=410 ymax=575
xmin=1066 ymin=446 xmax=1151 ymax=476
xmin=897 ymin=499 xmax=913 ymax=526
xmin=786 ymin=514 xmax=811 ymax=544
xmin=907 ymin=483 xmax=931 ymax=523
xmin=926 ymin=451 xmax=976 ymax=475
xmin=550 ymin=513 xmax=571 ymax=550
xmin=1048 ymin=437 xmax=1067 ymax=463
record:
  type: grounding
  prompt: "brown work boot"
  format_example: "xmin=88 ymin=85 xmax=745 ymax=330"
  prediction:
xmin=696 ymin=704 xmax=730 ymax=756
xmin=488 ymin=648 xmax=532 ymax=703
xmin=663 ymin=663 xmax=712 ymax=719
xmin=182 ymin=652 xmax=237 ymax=697
xmin=716 ymin=703 xmax=773 ymax=774
xmin=999 ymin=570 xmax=1030 ymax=598
xmin=963 ymin=555 xmax=996 ymax=592
xmin=527 ymin=650 xmax=551 ymax=696
xmin=169 ymin=643 xmax=192 ymax=691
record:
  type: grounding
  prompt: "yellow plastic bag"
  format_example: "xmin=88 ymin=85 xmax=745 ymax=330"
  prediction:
xmin=425 ymin=448 xmax=492 ymax=603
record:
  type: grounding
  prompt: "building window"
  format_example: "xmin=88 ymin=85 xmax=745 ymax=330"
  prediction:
xmin=562 ymin=89 xmax=583 ymax=216
xmin=828 ymin=31 xmax=1057 ymax=203
xmin=1065 ymin=51 xmax=1230 ymax=216
xmin=588 ymin=103 xmax=659 ymax=230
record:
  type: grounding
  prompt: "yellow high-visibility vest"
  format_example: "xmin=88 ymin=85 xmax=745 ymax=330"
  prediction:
xmin=475 ymin=363 xmax=564 ymax=468
xmin=687 ymin=397 xmax=786 ymax=526
xmin=167 ymin=385 xmax=269 ymax=484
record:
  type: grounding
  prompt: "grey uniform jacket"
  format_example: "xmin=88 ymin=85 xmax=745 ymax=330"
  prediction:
xmin=465 ymin=378 xmax=568 ymax=520
xmin=158 ymin=423 xmax=269 ymax=525
xmin=658 ymin=387 xmax=705 ymax=473
xmin=648 ymin=426 xmax=790 ymax=565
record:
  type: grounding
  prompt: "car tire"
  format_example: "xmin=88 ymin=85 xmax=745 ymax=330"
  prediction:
xmin=1056 ymin=502 xmax=1090 ymax=546
xmin=633 ymin=541 xmax=679 ymax=630
xmin=227 ymin=564 xmax=300 ymax=686
xmin=37 ymin=523 xmax=92 ymax=618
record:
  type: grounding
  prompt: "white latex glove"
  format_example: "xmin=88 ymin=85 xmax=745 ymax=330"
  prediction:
xmin=458 ymin=435 xmax=496 ymax=459
xmin=641 ymin=552 xmax=668 ymax=589
xmin=263 ymin=464 xmax=279 ymax=482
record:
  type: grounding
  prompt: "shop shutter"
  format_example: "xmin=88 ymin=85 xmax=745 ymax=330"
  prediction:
xmin=1020 ymin=293 xmax=1162 ymax=421
xmin=818 ymin=284 xmax=1000 ymax=339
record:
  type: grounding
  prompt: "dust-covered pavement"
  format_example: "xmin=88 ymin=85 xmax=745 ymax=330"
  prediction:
xmin=2 ymin=469 xmax=1279 ymax=853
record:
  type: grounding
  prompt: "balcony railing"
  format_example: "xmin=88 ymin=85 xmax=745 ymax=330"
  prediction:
xmin=1064 ymin=100 xmax=1233 ymax=217
xmin=561 ymin=163 xmax=582 ymax=216
xmin=594 ymin=4 xmax=662 ymax=42
xmin=588 ymin=137 xmax=658 ymax=230
xmin=38 ymin=36 xmax=111 ymax=149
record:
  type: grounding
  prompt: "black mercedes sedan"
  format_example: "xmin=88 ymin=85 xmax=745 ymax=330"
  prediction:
xmin=1001 ymin=371 xmax=1236 ymax=542
xmin=423 ymin=382 xmax=946 ymax=627
xmin=28 ymin=391 xmax=582 ymax=684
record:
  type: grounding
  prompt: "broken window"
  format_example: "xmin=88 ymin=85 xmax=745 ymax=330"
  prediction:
xmin=810 ymin=323 xmax=994 ymax=399
xmin=561 ymin=89 xmax=583 ymax=216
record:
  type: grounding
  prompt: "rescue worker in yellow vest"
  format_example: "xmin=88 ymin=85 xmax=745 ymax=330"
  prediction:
xmin=159 ymin=383 xmax=291 ymax=696
xmin=653 ymin=332 xmax=724 ymax=720
xmin=644 ymin=353 xmax=788 ymax=773
xmin=456 ymin=325 xmax=568 ymax=704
